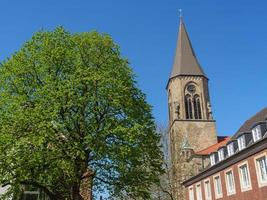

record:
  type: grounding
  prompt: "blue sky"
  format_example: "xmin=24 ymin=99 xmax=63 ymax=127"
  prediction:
xmin=1 ymin=0 xmax=267 ymax=136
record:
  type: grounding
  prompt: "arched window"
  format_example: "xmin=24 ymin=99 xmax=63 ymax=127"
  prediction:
xmin=185 ymin=95 xmax=189 ymax=119
xmin=193 ymin=95 xmax=202 ymax=119
xmin=197 ymin=98 xmax=202 ymax=119
xmin=185 ymin=94 xmax=193 ymax=119
xmin=185 ymin=83 xmax=202 ymax=120
xmin=193 ymin=97 xmax=198 ymax=119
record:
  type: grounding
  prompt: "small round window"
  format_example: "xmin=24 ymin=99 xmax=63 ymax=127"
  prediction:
xmin=187 ymin=84 xmax=196 ymax=93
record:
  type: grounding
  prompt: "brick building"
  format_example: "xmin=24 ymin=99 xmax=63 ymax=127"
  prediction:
xmin=183 ymin=108 xmax=267 ymax=200
xmin=167 ymin=16 xmax=267 ymax=200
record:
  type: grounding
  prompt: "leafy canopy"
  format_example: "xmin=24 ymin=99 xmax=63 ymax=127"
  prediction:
xmin=0 ymin=27 xmax=163 ymax=199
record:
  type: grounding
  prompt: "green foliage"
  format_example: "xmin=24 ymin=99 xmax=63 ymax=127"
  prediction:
xmin=0 ymin=27 xmax=163 ymax=199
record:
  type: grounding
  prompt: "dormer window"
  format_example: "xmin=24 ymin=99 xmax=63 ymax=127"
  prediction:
xmin=218 ymin=149 xmax=224 ymax=161
xmin=210 ymin=154 xmax=216 ymax=166
xmin=238 ymin=135 xmax=246 ymax=151
xmin=252 ymin=125 xmax=262 ymax=142
xmin=227 ymin=142 xmax=234 ymax=157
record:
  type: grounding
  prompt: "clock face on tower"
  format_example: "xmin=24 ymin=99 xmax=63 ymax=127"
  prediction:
xmin=187 ymin=84 xmax=196 ymax=93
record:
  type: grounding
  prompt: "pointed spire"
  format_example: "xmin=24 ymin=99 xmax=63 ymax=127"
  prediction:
xmin=170 ymin=17 xmax=206 ymax=79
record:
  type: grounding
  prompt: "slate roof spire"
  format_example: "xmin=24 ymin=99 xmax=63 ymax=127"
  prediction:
xmin=170 ymin=17 xmax=206 ymax=79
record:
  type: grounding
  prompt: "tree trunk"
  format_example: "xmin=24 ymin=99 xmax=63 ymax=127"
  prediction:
xmin=79 ymin=169 xmax=93 ymax=200
xmin=71 ymin=183 xmax=83 ymax=200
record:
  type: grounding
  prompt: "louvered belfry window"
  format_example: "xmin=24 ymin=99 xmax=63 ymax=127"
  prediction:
xmin=185 ymin=83 xmax=202 ymax=120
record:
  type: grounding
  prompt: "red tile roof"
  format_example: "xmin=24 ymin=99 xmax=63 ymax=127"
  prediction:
xmin=195 ymin=136 xmax=231 ymax=155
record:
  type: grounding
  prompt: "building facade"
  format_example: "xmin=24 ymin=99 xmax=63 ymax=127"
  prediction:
xmin=183 ymin=108 xmax=267 ymax=200
xmin=167 ymin=18 xmax=219 ymax=199
xmin=167 ymin=17 xmax=267 ymax=200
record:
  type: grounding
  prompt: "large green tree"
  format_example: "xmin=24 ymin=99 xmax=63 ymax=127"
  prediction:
xmin=0 ymin=28 xmax=163 ymax=200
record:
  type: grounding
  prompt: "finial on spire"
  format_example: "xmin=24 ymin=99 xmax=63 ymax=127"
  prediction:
xmin=179 ymin=9 xmax=182 ymax=19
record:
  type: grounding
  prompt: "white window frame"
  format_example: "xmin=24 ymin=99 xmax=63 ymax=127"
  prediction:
xmin=237 ymin=135 xmax=246 ymax=151
xmin=213 ymin=174 xmax=223 ymax=199
xmin=254 ymin=153 xmax=267 ymax=188
xmin=224 ymin=168 xmax=236 ymax=196
xmin=195 ymin=182 xmax=202 ymax=200
xmin=210 ymin=154 xmax=215 ymax=166
xmin=189 ymin=186 xmax=195 ymax=200
xmin=227 ymin=142 xmax=234 ymax=157
xmin=252 ymin=125 xmax=262 ymax=142
xmin=238 ymin=161 xmax=252 ymax=192
xmin=203 ymin=178 xmax=212 ymax=200
xmin=218 ymin=149 xmax=224 ymax=161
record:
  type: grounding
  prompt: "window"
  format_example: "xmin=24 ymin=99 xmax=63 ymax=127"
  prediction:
xmin=238 ymin=162 xmax=252 ymax=191
xmin=218 ymin=149 xmax=224 ymax=161
xmin=252 ymin=125 xmax=262 ymax=142
xmin=255 ymin=155 xmax=267 ymax=187
xmin=225 ymin=169 xmax=236 ymax=195
xmin=196 ymin=183 xmax=202 ymax=200
xmin=184 ymin=83 xmax=202 ymax=120
xmin=227 ymin=143 xmax=234 ymax=157
xmin=238 ymin=135 xmax=246 ymax=151
xmin=23 ymin=191 xmax=40 ymax=200
xmin=204 ymin=179 xmax=212 ymax=200
xmin=189 ymin=186 xmax=194 ymax=200
xmin=185 ymin=95 xmax=193 ymax=119
xmin=193 ymin=95 xmax=202 ymax=119
xmin=210 ymin=154 xmax=215 ymax=166
xmin=213 ymin=175 xmax=223 ymax=199
xmin=22 ymin=186 xmax=49 ymax=200
xmin=196 ymin=98 xmax=202 ymax=119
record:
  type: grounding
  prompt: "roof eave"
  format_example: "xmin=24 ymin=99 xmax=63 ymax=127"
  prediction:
xmin=166 ymin=74 xmax=209 ymax=90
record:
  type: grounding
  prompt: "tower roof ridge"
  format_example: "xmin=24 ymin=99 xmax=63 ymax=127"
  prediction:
xmin=170 ymin=18 xmax=206 ymax=79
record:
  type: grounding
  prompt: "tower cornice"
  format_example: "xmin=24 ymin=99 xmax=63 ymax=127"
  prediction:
xmin=166 ymin=74 xmax=209 ymax=90
xmin=169 ymin=119 xmax=216 ymax=130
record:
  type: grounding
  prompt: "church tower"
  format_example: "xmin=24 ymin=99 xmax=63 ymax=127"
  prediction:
xmin=167 ymin=17 xmax=218 ymax=191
